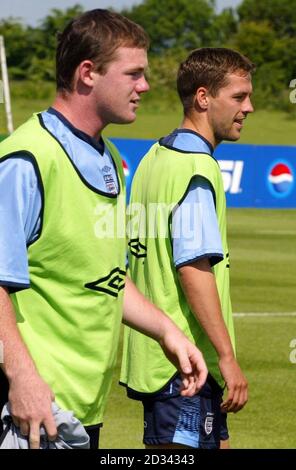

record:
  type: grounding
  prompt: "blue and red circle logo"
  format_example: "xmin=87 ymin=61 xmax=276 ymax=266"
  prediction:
xmin=267 ymin=161 xmax=294 ymax=198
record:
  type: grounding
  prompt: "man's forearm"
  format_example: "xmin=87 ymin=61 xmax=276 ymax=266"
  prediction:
xmin=178 ymin=258 xmax=235 ymax=359
xmin=178 ymin=258 xmax=248 ymax=413
xmin=0 ymin=286 xmax=37 ymax=380
xmin=122 ymin=276 xmax=171 ymax=341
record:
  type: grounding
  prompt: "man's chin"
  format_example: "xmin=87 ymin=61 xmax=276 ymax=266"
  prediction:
xmin=113 ymin=114 xmax=137 ymax=125
xmin=224 ymin=131 xmax=241 ymax=142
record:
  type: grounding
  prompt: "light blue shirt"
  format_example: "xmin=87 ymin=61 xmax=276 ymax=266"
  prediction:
xmin=160 ymin=129 xmax=223 ymax=268
xmin=0 ymin=108 xmax=119 ymax=290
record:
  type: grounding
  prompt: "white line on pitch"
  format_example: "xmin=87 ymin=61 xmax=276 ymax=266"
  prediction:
xmin=234 ymin=312 xmax=296 ymax=317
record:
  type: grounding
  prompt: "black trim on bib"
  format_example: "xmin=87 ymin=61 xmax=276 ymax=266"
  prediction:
xmin=159 ymin=141 xmax=213 ymax=158
xmin=37 ymin=113 xmax=121 ymax=199
xmin=159 ymin=139 xmax=218 ymax=164
xmin=159 ymin=128 xmax=214 ymax=155
xmin=0 ymin=280 xmax=30 ymax=293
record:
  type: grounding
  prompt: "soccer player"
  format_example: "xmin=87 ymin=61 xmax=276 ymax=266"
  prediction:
xmin=121 ymin=47 xmax=255 ymax=449
xmin=0 ymin=10 xmax=207 ymax=449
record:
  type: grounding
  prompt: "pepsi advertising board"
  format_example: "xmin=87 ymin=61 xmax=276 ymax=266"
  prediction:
xmin=111 ymin=138 xmax=296 ymax=208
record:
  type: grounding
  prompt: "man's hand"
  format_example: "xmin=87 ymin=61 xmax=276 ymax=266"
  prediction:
xmin=8 ymin=369 xmax=57 ymax=449
xmin=0 ymin=286 xmax=58 ymax=448
xmin=178 ymin=260 xmax=248 ymax=412
xmin=159 ymin=326 xmax=208 ymax=396
xmin=219 ymin=356 xmax=248 ymax=413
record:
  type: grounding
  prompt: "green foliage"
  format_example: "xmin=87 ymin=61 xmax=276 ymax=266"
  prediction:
xmin=238 ymin=0 xmax=296 ymax=37
xmin=1 ymin=0 xmax=296 ymax=111
xmin=210 ymin=7 xmax=238 ymax=47
xmin=0 ymin=5 xmax=84 ymax=81
xmin=122 ymin=0 xmax=216 ymax=54
xmin=142 ymin=49 xmax=185 ymax=111
xmin=0 ymin=20 xmax=34 ymax=79
xmin=229 ymin=0 xmax=296 ymax=110
xmin=38 ymin=4 xmax=84 ymax=56
xmin=229 ymin=21 xmax=284 ymax=108
xmin=231 ymin=21 xmax=278 ymax=66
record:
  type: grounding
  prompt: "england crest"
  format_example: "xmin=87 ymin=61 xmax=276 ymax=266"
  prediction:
xmin=204 ymin=415 xmax=214 ymax=435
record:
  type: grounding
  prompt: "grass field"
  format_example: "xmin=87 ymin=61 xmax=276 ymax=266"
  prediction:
xmin=1 ymin=89 xmax=296 ymax=449
xmin=100 ymin=209 xmax=296 ymax=449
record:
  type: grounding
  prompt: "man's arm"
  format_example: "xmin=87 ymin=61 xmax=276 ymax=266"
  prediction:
xmin=122 ymin=276 xmax=208 ymax=396
xmin=178 ymin=258 xmax=248 ymax=412
xmin=0 ymin=286 xmax=57 ymax=448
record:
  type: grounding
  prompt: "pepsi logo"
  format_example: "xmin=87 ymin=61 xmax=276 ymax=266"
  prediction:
xmin=268 ymin=161 xmax=294 ymax=198
xmin=122 ymin=159 xmax=130 ymax=177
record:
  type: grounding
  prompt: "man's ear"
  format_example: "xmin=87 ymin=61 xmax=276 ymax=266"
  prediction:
xmin=77 ymin=60 xmax=96 ymax=87
xmin=194 ymin=87 xmax=209 ymax=110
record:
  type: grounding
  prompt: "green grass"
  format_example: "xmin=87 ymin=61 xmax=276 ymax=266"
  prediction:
xmin=100 ymin=209 xmax=296 ymax=449
xmin=228 ymin=316 xmax=296 ymax=449
xmin=228 ymin=209 xmax=296 ymax=312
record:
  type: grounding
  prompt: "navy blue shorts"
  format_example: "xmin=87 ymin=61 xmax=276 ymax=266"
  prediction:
xmin=141 ymin=374 xmax=228 ymax=448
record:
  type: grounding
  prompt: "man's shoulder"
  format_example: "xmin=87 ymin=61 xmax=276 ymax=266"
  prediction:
xmin=0 ymin=114 xmax=49 ymax=154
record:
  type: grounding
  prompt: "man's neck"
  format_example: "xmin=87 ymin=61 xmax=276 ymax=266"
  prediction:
xmin=181 ymin=115 xmax=217 ymax=149
xmin=52 ymin=93 xmax=104 ymax=140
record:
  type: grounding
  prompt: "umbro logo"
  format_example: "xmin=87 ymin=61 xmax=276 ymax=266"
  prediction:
xmin=102 ymin=165 xmax=112 ymax=173
xmin=85 ymin=267 xmax=126 ymax=298
xmin=128 ymin=238 xmax=147 ymax=259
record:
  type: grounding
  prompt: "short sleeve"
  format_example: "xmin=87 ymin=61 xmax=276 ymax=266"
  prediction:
xmin=172 ymin=176 xmax=224 ymax=268
xmin=0 ymin=156 xmax=42 ymax=291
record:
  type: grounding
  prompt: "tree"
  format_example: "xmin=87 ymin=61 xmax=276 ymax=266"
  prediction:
xmin=230 ymin=0 xmax=296 ymax=108
xmin=29 ymin=5 xmax=84 ymax=81
xmin=238 ymin=0 xmax=296 ymax=37
xmin=122 ymin=0 xmax=216 ymax=54
xmin=0 ymin=5 xmax=85 ymax=81
xmin=210 ymin=8 xmax=238 ymax=47
xmin=231 ymin=21 xmax=278 ymax=66
xmin=230 ymin=19 xmax=296 ymax=109
xmin=0 ymin=19 xmax=32 ymax=79
xmin=39 ymin=5 xmax=84 ymax=53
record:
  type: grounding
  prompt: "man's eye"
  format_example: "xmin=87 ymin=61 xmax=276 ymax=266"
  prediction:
xmin=128 ymin=71 xmax=141 ymax=78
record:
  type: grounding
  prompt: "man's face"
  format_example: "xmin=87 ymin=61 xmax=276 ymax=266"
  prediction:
xmin=207 ymin=72 xmax=254 ymax=145
xmin=92 ymin=47 xmax=149 ymax=127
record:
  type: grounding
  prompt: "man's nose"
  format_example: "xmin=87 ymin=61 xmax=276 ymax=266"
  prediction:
xmin=243 ymin=97 xmax=254 ymax=114
xmin=136 ymin=76 xmax=150 ymax=93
